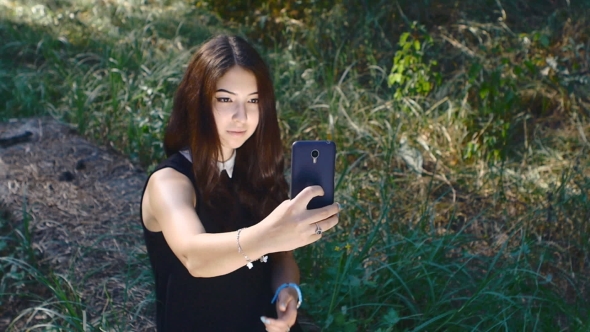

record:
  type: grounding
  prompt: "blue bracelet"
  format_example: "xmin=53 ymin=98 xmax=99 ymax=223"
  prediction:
xmin=271 ymin=283 xmax=302 ymax=309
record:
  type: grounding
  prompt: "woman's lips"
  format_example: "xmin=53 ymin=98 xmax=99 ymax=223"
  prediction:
xmin=227 ymin=130 xmax=246 ymax=136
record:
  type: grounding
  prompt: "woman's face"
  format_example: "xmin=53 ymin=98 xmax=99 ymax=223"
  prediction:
xmin=212 ymin=66 xmax=260 ymax=161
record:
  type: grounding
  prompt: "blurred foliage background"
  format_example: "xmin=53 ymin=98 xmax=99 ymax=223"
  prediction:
xmin=1 ymin=0 xmax=589 ymax=331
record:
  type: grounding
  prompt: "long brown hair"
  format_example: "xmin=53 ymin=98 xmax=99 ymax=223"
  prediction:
xmin=164 ymin=35 xmax=288 ymax=226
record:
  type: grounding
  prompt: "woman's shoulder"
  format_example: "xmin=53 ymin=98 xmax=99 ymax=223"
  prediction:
xmin=150 ymin=166 xmax=189 ymax=184
xmin=147 ymin=152 xmax=196 ymax=195
xmin=145 ymin=161 xmax=197 ymax=211
xmin=150 ymin=152 xmax=194 ymax=185
xmin=142 ymin=164 xmax=198 ymax=232
xmin=152 ymin=152 xmax=192 ymax=175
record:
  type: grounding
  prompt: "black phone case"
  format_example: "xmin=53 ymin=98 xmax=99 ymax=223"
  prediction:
xmin=290 ymin=140 xmax=336 ymax=210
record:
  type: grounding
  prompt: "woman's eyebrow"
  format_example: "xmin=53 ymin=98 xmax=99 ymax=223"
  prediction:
xmin=216 ymin=89 xmax=236 ymax=95
xmin=216 ymin=89 xmax=258 ymax=96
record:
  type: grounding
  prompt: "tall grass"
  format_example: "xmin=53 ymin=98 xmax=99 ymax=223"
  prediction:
xmin=1 ymin=0 xmax=589 ymax=331
xmin=296 ymin=175 xmax=589 ymax=330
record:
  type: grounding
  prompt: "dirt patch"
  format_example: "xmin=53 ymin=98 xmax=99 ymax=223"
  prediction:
xmin=0 ymin=117 xmax=154 ymax=331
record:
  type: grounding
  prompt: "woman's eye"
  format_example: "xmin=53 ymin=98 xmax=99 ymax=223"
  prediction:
xmin=248 ymin=98 xmax=259 ymax=104
xmin=216 ymin=97 xmax=231 ymax=103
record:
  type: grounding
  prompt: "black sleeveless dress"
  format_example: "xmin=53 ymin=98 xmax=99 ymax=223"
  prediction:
xmin=139 ymin=152 xmax=303 ymax=332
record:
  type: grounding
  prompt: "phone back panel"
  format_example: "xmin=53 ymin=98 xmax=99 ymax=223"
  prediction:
xmin=290 ymin=140 xmax=336 ymax=210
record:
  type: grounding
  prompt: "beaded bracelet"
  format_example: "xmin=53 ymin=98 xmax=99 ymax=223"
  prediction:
xmin=271 ymin=283 xmax=302 ymax=309
xmin=237 ymin=228 xmax=268 ymax=269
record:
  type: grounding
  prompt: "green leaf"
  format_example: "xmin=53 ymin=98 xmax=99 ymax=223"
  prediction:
xmin=468 ymin=63 xmax=482 ymax=80
xmin=539 ymin=35 xmax=550 ymax=48
xmin=388 ymin=73 xmax=403 ymax=85
xmin=347 ymin=275 xmax=361 ymax=287
xmin=344 ymin=323 xmax=357 ymax=332
xmin=524 ymin=60 xmax=537 ymax=74
xmin=399 ymin=32 xmax=410 ymax=45
xmin=383 ymin=308 xmax=400 ymax=325
xmin=414 ymin=40 xmax=421 ymax=51
xmin=323 ymin=314 xmax=334 ymax=329
xmin=479 ymin=87 xmax=490 ymax=99
xmin=421 ymin=80 xmax=431 ymax=94
xmin=335 ymin=312 xmax=347 ymax=325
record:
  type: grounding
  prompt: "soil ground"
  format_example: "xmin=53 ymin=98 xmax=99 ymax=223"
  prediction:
xmin=0 ymin=117 xmax=154 ymax=330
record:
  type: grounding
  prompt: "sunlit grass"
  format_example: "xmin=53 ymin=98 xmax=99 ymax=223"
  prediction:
xmin=1 ymin=0 xmax=589 ymax=331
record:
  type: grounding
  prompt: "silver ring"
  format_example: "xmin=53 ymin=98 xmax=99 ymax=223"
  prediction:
xmin=315 ymin=224 xmax=322 ymax=235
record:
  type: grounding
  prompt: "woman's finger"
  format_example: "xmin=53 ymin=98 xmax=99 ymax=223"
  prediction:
xmin=301 ymin=202 xmax=340 ymax=225
xmin=291 ymin=185 xmax=324 ymax=211
xmin=310 ymin=213 xmax=339 ymax=235
xmin=261 ymin=316 xmax=291 ymax=332
xmin=277 ymin=289 xmax=295 ymax=312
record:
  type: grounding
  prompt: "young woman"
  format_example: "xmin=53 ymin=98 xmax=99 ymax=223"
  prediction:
xmin=139 ymin=35 xmax=340 ymax=331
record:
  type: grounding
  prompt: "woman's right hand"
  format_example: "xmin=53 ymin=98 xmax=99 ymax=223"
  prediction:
xmin=260 ymin=185 xmax=340 ymax=253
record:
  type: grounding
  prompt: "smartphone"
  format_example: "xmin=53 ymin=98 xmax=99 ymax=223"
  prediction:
xmin=290 ymin=140 xmax=336 ymax=210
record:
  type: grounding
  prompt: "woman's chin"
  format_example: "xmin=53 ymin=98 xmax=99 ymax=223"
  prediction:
xmin=223 ymin=134 xmax=253 ymax=149
xmin=221 ymin=140 xmax=244 ymax=152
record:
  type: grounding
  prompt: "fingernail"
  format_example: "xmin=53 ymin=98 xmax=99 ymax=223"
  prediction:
xmin=281 ymin=303 xmax=286 ymax=310
xmin=260 ymin=316 xmax=269 ymax=324
xmin=337 ymin=202 xmax=341 ymax=210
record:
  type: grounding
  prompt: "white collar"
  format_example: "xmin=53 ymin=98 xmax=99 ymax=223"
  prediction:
xmin=179 ymin=149 xmax=236 ymax=178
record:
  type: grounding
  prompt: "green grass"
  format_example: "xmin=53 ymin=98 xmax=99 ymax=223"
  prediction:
xmin=1 ymin=0 xmax=589 ymax=331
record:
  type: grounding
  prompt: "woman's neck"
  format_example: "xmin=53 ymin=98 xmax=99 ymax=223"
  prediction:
xmin=219 ymin=148 xmax=235 ymax=163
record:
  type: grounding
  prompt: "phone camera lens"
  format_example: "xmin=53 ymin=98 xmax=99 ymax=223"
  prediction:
xmin=311 ymin=149 xmax=319 ymax=158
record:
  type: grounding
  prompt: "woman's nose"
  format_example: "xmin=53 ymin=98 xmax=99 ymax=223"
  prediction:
xmin=232 ymin=102 xmax=247 ymax=121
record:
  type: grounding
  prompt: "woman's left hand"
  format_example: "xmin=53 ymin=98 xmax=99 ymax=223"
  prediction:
xmin=261 ymin=287 xmax=298 ymax=331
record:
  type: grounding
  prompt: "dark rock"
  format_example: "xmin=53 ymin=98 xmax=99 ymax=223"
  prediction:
xmin=0 ymin=131 xmax=33 ymax=148
xmin=58 ymin=171 xmax=75 ymax=182
xmin=75 ymin=160 xmax=86 ymax=170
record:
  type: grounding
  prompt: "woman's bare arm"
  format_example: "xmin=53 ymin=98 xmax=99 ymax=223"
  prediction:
xmin=261 ymin=251 xmax=301 ymax=331
xmin=145 ymin=168 xmax=339 ymax=278
xmin=145 ymin=168 xmax=272 ymax=277
xmin=270 ymin=251 xmax=300 ymax=291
